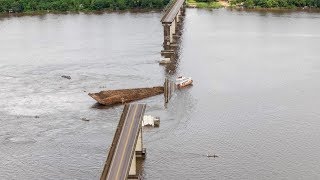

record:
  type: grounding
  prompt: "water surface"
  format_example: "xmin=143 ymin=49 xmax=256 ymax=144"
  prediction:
xmin=1 ymin=9 xmax=320 ymax=179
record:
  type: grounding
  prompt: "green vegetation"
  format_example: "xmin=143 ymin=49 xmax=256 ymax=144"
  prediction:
xmin=0 ymin=0 xmax=170 ymax=13
xmin=230 ymin=0 xmax=320 ymax=8
xmin=187 ymin=0 xmax=223 ymax=8
xmin=196 ymin=1 xmax=223 ymax=8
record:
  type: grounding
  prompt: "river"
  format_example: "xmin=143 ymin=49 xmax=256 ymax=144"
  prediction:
xmin=0 ymin=9 xmax=320 ymax=179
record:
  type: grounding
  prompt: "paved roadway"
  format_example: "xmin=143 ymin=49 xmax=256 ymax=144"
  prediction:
xmin=161 ymin=0 xmax=185 ymax=23
xmin=106 ymin=104 xmax=146 ymax=180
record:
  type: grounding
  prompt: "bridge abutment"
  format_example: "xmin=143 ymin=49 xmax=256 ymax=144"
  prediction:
xmin=163 ymin=23 xmax=171 ymax=50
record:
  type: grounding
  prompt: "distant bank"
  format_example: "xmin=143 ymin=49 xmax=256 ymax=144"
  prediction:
xmin=187 ymin=0 xmax=320 ymax=9
xmin=0 ymin=0 xmax=170 ymax=14
xmin=1 ymin=0 xmax=319 ymax=15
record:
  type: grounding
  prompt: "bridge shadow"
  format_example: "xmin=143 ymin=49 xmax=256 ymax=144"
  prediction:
xmin=91 ymin=102 xmax=123 ymax=109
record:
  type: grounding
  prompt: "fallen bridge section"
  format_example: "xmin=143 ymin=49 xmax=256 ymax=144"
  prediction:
xmin=101 ymin=104 xmax=147 ymax=180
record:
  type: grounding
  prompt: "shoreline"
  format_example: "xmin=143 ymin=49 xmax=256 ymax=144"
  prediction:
xmin=1 ymin=4 xmax=320 ymax=18
xmin=0 ymin=9 xmax=163 ymax=17
xmin=186 ymin=0 xmax=320 ymax=11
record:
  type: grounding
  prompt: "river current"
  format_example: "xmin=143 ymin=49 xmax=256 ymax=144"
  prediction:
xmin=1 ymin=9 xmax=320 ymax=179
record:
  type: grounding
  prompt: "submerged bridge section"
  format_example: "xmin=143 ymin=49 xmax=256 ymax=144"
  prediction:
xmin=101 ymin=104 xmax=147 ymax=180
xmin=161 ymin=0 xmax=186 ymax=53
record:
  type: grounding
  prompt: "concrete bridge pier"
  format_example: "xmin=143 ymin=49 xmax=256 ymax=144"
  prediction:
xmin=163 ymin=23 xmax=171 ymax=50
xmin=180 ymin=4 xmax=186 ymax=16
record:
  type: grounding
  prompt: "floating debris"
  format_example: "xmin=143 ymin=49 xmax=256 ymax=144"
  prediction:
xmin=206 ymin=153 xmax=218 ymax=158
xmin=81 ymin=118 xmax=90 ymax=122
xmin=89 ymin=86 xmax=164 ymax=106
xmin=61 ymin=75 xmax=71 ymax=80
xmin=142 ymin=115 xmax=160 ymax=127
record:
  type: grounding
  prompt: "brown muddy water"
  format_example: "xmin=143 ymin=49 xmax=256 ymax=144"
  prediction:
xmin=1 ymin=9 xmax=320 ymax=179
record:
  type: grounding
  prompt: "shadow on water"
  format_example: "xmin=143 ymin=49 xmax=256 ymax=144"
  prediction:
xmin=90 ymin=103 xmax=123 ymax=110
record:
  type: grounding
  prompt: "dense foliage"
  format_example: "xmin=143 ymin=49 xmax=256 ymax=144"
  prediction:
xmin=195 ymin=0 xmax=215 ymax=3
xmin=0 ymin=0 xmax=170 ymax=13
xmin=231 ymin=0 xmax=320 ymax=8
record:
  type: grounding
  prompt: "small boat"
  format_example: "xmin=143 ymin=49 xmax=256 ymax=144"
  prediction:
xmin=175 ymin=76 xmax=193 ymax=88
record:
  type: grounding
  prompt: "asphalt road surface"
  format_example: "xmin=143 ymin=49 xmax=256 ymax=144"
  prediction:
xmin=106 ymin=104 xmax=146 ymax=180
xmin=161 ymin=0 xmax=185 ymax=23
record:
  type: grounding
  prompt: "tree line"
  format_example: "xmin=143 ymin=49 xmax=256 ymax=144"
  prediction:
xmin=0 ymin=0 xmax=170 ymax=13
xmin=231 ymin=0 xmax=320 ymax=8
xmin=195 ymin=0 xmax=320 ymax=8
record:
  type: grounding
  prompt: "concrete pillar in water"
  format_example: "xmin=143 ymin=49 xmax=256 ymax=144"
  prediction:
xmin=173 ymin=19 xmax=176 ymax=35
xmin=170 ymin=19 xmax=176 ymax=43
xmin=181 ymin=6 xmax=185 ymax=16
xmin=163 ymin=23 xmax=171 ymax=49
xmin=177 ymin=10 xmax=181 ymax=23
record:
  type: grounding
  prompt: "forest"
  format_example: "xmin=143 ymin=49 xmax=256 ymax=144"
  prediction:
xmin=196 ymin=0 xmax=320 ymax=8
xmin=237 ymin=0 xmax=320 ymax=8
xmin=0 ymin=0 xmax=170 ymax=13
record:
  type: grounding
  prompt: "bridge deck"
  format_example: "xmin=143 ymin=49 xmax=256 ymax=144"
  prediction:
xmin=161 ymin=0 xmax=185 ymax=23
xmin=101 ymin=104 xmax=146 ymax=180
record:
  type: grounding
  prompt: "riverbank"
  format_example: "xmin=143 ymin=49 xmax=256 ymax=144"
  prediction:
xmin=0 ymin=0 xmax=169 ymax=14
xmin=1 ymin=0 xmax=319 ymax=15
xmin=186 ymin=0 xmax=320 ymax=9
xmin=0 ymin=9 xmax=164 ymax=18
xmin=187 ymin=0 xmax=225 ymax=8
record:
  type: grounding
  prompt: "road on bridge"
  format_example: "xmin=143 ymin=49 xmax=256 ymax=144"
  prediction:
xmin=161 ymin=0 xmax=185 ymax=23
xmin=105 ymin=104 xmax=146 ymax=180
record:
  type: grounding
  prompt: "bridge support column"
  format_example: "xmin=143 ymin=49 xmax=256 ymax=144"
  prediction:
xmin=170 ymin=19 xmax=176 ymax=43
xmin=163 ymin=23 xmax=171 ymax=50
xmin=171 ymin=18 xmax=180 ymax=48
xmin=176 ymin=11 xmax=180 ymax=23
xmin=181 ymin=6 xmax=185 ymax=16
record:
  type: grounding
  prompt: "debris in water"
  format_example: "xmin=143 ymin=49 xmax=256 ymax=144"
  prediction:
xmin=142 ymin=115 xmax=160 ymax=127
xmin=206 ymin=153 xmax=218 ymax=158
xmin=88 ymin=86 xmax=164 ymax=106
xmin=61 ymin=75 xmax=71 ymax=80
xmin=81 ymin=118 xmax=90 ymax=122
